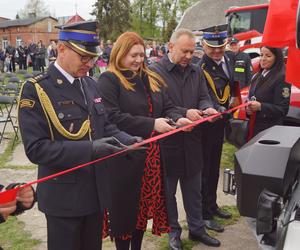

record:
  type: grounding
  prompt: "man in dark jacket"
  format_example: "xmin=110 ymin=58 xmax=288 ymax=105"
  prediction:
xmin=227 ymin=37 xmax=252 ymax=88
xmin=199 ymin=25 xmax=238 ymax=233
xmin=0 ymin=46 xmax=5 ymax=72
xmin=27 ymin=40 xmax=37 ymax=70
xmin=18 ymin=21 xmax=138 ymax=250
xmin=150 ymin=28 xmax=220 ymax=249
xmin=5 ymin=43 xmax=16 ymax=73
xmin=17 ymin=41 xmax=28 ymax=70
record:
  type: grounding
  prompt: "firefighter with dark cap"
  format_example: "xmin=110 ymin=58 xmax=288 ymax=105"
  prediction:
xmin=227 ymin=37 xmax=253 ymax=88
xmin=199 ymin=24 xmax=239 ymax=233
xmin=18 ymin=21 xmax=141 ymax=250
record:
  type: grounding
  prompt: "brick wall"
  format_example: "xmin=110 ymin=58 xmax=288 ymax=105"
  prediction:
xmin=0 ymin=17 xmax=59 ymax=48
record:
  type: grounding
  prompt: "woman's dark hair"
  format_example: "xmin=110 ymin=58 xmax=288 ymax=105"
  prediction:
xmin=252 ymin=46 xmax=286 ymax=85
xmin=261 ymin=46 xmax=285 ymax=74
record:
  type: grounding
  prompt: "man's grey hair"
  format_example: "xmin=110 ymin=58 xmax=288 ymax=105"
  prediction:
xmin=169 ymin=28 xmax=195 ymax=43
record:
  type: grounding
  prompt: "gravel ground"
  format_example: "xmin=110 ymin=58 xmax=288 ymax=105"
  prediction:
xmin=0 ymin=117 xmax=261 ymax=249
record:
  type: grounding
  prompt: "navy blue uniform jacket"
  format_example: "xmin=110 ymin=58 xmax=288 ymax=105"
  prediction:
xmin=18 ymin=63 xmax=130 ymax=217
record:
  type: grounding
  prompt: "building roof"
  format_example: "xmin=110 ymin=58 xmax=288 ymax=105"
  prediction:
xmin=0 ymin=17 xmax=10 ymax=22
xmin=66 ymin=13 xmax=85 ymax=24
xmin=176 ymin=0 xmax=269 ymax=31
xmin=0 ymin=16 xmax=57 ymax=28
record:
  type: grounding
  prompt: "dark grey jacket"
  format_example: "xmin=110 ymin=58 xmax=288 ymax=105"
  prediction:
xmin=150 ymin=55 xmax=213 ymax=177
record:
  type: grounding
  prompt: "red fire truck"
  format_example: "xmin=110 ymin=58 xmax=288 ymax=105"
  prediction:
xmin=226 ymin=3 xmax=300 ymax=126
xmin=224 ymin=3 xmax=300 ymax=250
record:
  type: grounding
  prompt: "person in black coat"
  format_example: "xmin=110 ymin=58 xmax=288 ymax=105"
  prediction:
xmin=150 ymin=28 xmax=221 ymax=249
xmin=199 ymin=25 xmax=239 ymax=233
xmin=18 ymin=21 xmax=138 ymax=250
xmin=97 ymin=31 xmax=192 ymax=250
xmin=246 ymin=46 xmax=290 ymax=137
xmin=27 ymin=40 xmax=37 ymax=70
xmin=35 ymin=40 xmax=46 ymax=72
xmin=17 ymin=41 xmax=28 ymax=70
xmin=5 ymin=43 xmax=16 ymax=73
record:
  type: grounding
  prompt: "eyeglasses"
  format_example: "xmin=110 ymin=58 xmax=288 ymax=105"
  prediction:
xmin=65 ymin=44 xmax=98 ymax=64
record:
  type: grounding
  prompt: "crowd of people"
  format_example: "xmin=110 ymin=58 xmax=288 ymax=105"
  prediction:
xmin=0 ymin=19 xmax=291 ymax=250
xmin=0 ymin=40 xmax=58 ymax=73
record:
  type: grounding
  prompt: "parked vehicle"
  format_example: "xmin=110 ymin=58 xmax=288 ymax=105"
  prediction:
xmin=226 ymin=3 xmax=300 ymax=127
xmin=224 ymin=3 xmax=300 ymax=250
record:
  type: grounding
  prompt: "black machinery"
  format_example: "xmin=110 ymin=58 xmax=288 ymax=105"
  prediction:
xmin=224 ymin=125 xmax=300 ymax=249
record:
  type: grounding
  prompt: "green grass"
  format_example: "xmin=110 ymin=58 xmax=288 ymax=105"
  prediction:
xmin=0 ymin=135 xmax=39 ymax=249
xmin=213 ymin=205 xmax=240 ymax=227
xmin=143 ymin=206 xmax=240 ymax=250
xmin=221 ymin=142 xmax=237 ymax=170
xmin=0 ymin=134 xmax=36 ymax=170
xmin=0 ymin=216 xmax=40 ymax=250
xmin=0 ymin=133 xmax=19 ymax=167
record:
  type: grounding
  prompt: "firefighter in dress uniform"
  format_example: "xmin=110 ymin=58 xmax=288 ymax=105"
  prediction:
xmin=199 ymin=24 xmax=239 ymax=233
xmin=18 ymin=21 xmax=140 ymax=250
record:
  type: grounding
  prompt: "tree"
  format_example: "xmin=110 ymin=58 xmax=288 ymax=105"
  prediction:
xmin=158 ymin=0 xmax=198 ymax=41
xmin=91 ymin=0 xmax=131 ymax=41
xmin=131 ymin=0 xmax=161 ymax=38
xmin=131 ymin=0 xmax=198 ymax=41
xmin=18 ymin=0 xmax=50 ymax=19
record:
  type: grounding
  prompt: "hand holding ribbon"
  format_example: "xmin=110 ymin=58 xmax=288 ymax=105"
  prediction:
xmin=0 ymin=102 xmax=250 ymax=204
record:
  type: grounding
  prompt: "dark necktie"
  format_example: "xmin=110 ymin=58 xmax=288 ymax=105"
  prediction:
xmin=218 ymin=61 xmax=229 ymax=78
xmin=73 ymin=78 xmax=87 ymax=105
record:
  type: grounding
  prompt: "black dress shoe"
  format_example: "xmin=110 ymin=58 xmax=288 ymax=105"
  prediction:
xmin=214 ymin=208 xmax=232 ymax=219
xmin=204 ymin=219 xmax=224 ymax=232
xmin=169 ymin=236 xmax=183 ymax=250
xmin=189 ymin=231 xmax=221 ymax=247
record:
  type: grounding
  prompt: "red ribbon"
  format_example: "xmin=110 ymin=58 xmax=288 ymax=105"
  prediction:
xmin=0 ymin=103 xmax=249 ymax=204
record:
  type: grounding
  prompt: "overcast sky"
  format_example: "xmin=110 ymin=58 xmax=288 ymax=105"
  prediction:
xmin=0 ymin=0 xmax=96 ymax=20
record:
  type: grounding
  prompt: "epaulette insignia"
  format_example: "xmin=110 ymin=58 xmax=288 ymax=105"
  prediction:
xmin=33 ymin=73 xmax=49 ymax=82
xmin=27 ymin=78 xmax=37 ymax=85
xmin=19 ymin=99 xmax=35 ymax=109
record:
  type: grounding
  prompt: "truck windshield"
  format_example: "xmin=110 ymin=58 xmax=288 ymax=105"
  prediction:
xmin=228 ymin=8 xmax=268 ymax=36
xmin=229 ymin=12 xmax=251 ymax=35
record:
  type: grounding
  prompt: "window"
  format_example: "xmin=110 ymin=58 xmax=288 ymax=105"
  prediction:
xmin=16 ymin=37 xmax=22 ymax=47
xmin=228 ymin=8 xmax=268 ymax=36
xmin=228 ymin=11 xmax=251 ymax=36
xmin=2 ymin=38 xmax=8 ymax=49
xmin=48 ymin=20 xmax=52 ymax=32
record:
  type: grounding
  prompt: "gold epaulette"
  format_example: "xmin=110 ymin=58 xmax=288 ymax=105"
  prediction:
xmin=27 ymin=73 xmax=49 ymax=85
xmin=27 ymin=78 xmax=37 ymax=85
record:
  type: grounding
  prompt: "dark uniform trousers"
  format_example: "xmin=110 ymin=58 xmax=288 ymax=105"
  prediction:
xmin=201 ymin=119 xmax=225 ymax=219
xmin=200 ymin=54 xmax=235 ymax=220
xmin=18 ymin=64 xmax=133 ymax=250
xmin=46 ymin=212 xmax=102 ymax=250
xmin=164 ymin=172 xmax=205 ymax=237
